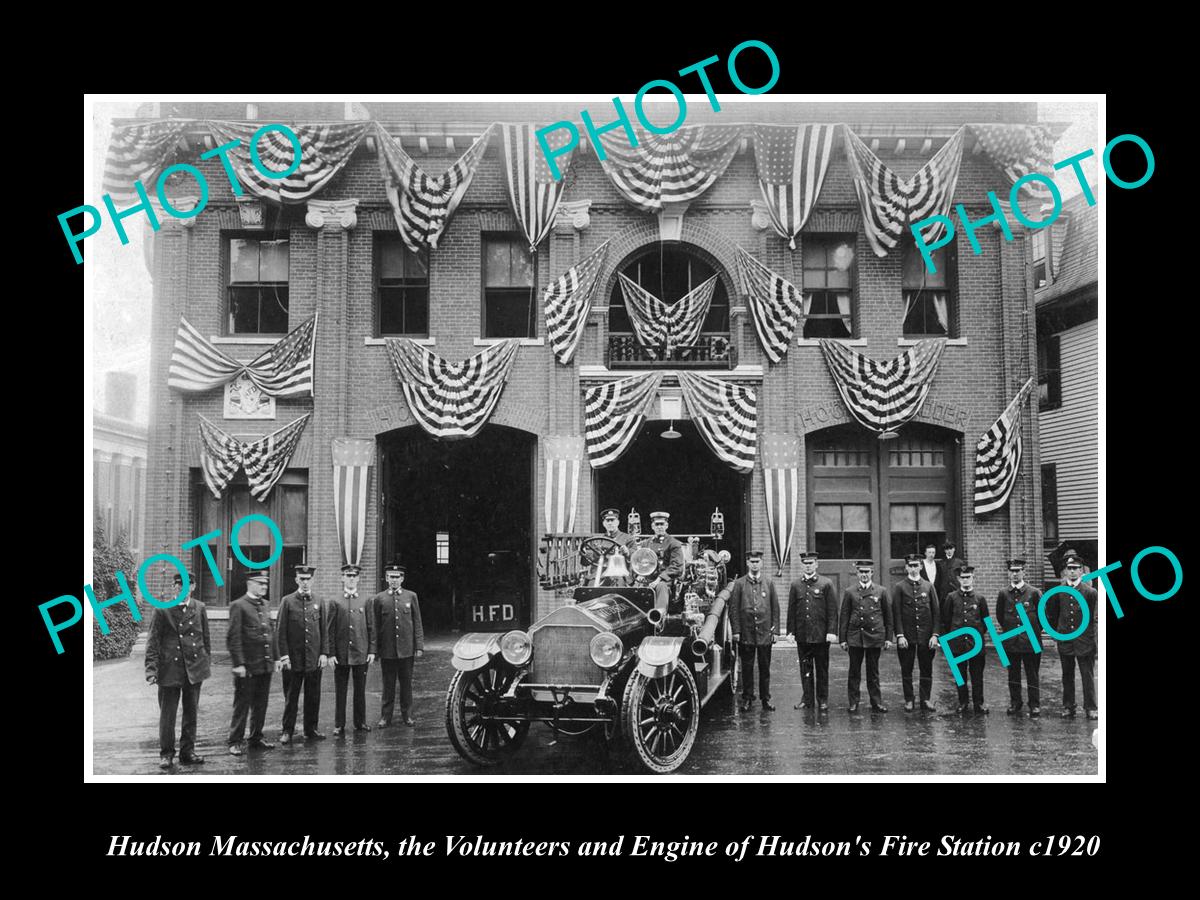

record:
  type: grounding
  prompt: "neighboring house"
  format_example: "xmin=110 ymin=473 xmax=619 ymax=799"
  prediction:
xmin=94 ymin=369 xmax=148 ymax=566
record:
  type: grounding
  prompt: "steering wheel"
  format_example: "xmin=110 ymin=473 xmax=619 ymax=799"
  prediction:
xmin=579 ymin=537 xmax=623 ymax=567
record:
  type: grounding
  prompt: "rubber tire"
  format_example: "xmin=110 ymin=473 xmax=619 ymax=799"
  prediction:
xmin=620 ymin=662 xmax=701 ymax=774
xmin=445 ymin=666 xmax=530 ymax=767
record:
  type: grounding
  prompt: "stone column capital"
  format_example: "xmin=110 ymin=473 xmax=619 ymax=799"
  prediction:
xmin=306 ymin=198 xmax=360 ymax=230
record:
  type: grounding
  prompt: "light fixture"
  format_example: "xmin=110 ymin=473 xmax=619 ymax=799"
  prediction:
xmin=661 ymin=420 xmax=681 ymax=439
xmin=878 ymin=430 xmax=899 ymax=441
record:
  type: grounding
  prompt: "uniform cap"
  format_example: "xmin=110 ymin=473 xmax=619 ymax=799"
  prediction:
xmin=294 ymin=564 xmax=315 ymax=577
xmin=172 ymin=569 xmax=194 ymax=585
xmin=1006 ymin=558 xmax=1026 ymax=570
xmin=245 ymin=571 xmax=269 ymax=585
xmin=854 ymin=560 xmax=874 ymax=570
xmin=745 ymin=549 xmax=764 ymax=560
xmin=1063 ymin=554 xmax=1084 ymax=567
xmin=650 ymin=511 xmax=670 ymax=522
xmin=385 ymin=564 xmax=406 ymax=576
xmin=799 ymin=551 xmax=819 ymax=562
xmin=341 ymin=564 xmax=361 ymax=576
xmin=958 ymin=565 xmax=976 ymax=575
xmin=905 ymin=553 xmax=923 ymax=564
xmin=601 ymin=508 xmax=620 ymax=520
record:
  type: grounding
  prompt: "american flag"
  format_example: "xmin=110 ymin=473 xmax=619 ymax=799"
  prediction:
xmin=544 ymin=240 xmax=610 ymax=365
xmin=597 ymin=125 xmax=744 ymax=212
xmin=751 ymin=124 xmax=838 ymax=249
xmin=761 ymin=434 xmax=800 ymax=576
xmin=844 ymin=127 xmax=966 ymax=257
xmin=820 ymin=338 xmax=947 ymax=435
xmin=969 ymin=124 xmax=1057 ymax=201
xmin=102 ymin=120 xmax=187 ymax=201
xmin=583 ymin=373 xmax=664 ymax=469
xmin=544 ymin=436 xmax=585 ymax=533
xmin=376 ymin=122 xmax=493 ymax=253
xmin=332 ymin=438 xmax=375 ymax=567
xmin=205 ymin=121 xmax=371 ymax=203
xmin=735 ymin=246 xmax=804 ymax=364
xmin=499 ymin=123 xmax=574 ymax=252
xmin=974 ymin=378 xmax=1035 ymax=515
xmin=385 ymin=338 xmax=520 ymax=440
xmin=678 ymin=372 xmax=758 ymax=474
xmin=198 ymin=413 xmax=310 ymax=502
xmin=167 ymin=314 xmax=317 ymax=398
xmin=619 ymin=273 xmax=717 ymax=359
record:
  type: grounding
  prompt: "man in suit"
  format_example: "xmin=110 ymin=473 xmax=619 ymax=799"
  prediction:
xmin=1045 ymin=553 xmax=1098 ymax=720
xmin=839 ymin=560 xmax=894 ymax=713
xmin=940 ymin=564 xmax=989 ymax=715
xmin=643 ymin=510 xmax=684 ymax=612
xmin=145 ymin=570 xmax=211 ymax=769
xmin=276 ymin=564 xmax=330 ymax=743
xmin=891 ymin=553 xmax=941 ymax=713
xmin=227 ymin=570 xmax=278 ymax=755
xmin=920 ymin=541 xmax=940 ymax=589
xmin=728 ymin=550 xmax=780 ymax=711
xmin=376 ymin=564 xmax=424 ymax=727
xmin=937 ymin=540 xmax=966 ymax=601
xmin=995 ymin=558 xmax=1044 ymax=718
xmin=330 ymin=564 xmax=376 ymax=735
xmin=786 ymin=550 xmax=839 ymax=712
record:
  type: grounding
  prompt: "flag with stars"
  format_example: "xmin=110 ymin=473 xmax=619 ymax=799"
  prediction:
xmin=102 ymin=120 xmax=188 ymax=202
xmin=761 ymin=434 xmax=800 ymax=576
xmin=544 ymin=436 xmax=585 ymax=533
xmin=969 ymin=124 xmax=1057 ymax=200
xmin=332 ymin=438 xmax=375 ymax=566
xmin=735 ymin=246 xmax=804 ymax=364
xmin=974 ymin=378 xmax=1035 ymax=515
xmin=678 ymin=372 xmax=758 ymax=474
xmin=820 ymin=338 xmax=947 ymax=435
xmin=499 ymin=123 xmax=575 ymax=252
xmin=168 ymin=313 xmax=317 ymax=398
xmin=596 ymin=124 xmax=744 ymax=211
xmin=198 ymin=414 xmax=310 ymax=502
xmin=751 ymin=124 xmax=838 ymax=249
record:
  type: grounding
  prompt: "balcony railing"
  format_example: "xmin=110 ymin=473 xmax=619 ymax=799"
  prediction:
xmin=606 ymin=334 xmax=737 ymax=369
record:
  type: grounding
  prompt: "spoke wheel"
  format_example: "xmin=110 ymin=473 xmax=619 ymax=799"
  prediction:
xmin=720 ymin=606 xmax=738 ymax=701
xmin=445 ymin=665 xmax=529 ymax=767
xmin=621 ymin=662 xmax=700 ymax=774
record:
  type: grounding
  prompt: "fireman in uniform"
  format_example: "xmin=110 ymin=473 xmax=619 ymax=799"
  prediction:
xmin=786 ymin=551 xmax=839 ymax=712
xmin=375 ymin=564 xmax=424 ymax=727
xmin=839 ymin=560 xmax=894 ymax=713
xmin=644 ymin=511 xmax=684 ymax=610
xmin=276 ymin=564 xmax=330 ymax=743
xmin=890 ymin=553 xmax=941 ymax=712
xmin=590 ymin=508 xmax=632 ymax=586
xmin=227 ymin=570 xmax=277 ymax=755
xmin=729 ymin=550 xmax=780 ymax=711
xmin=940 ymin=564 xmax=990 ymax=715
xmin=330 ymin=564 xmax=376 ymax=735
xmin=1045 ymin=553 xmax=1098 ymax=719
xmin=995 ymin=558 xmax=1044 ymax=717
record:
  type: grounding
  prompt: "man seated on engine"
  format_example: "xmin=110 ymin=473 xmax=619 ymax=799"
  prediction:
xmin=589 ymin=508 xmax=633 ymax=586
xmin=643 ymin=510 xmax=685 ymax=612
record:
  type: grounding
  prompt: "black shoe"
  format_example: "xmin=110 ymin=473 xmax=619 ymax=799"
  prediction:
xmin=1006 ymin=706 xmax=1022 ymax=716
xmin=871 ymin=703 xmax=888 ymax=713
xmin=1086 ymin=710 xmax=1098 ymax=720
xmin=159 ymin=755 xmax=175 ymax=770
xmin=1060 ymin=707 xmax=1077 ymax=719
xmin=305 ymin=731 xmax=327 ymax=741
xmin=249 ymin=739 xmax=275 ymax=751
xmin=1029 ymin=707 xmax=1041 ymax=718
xmin=279 ymin=732 xmax=293 ymax=745
xmin=848 ymin=703 xmax=860 ymax=713
xmin=377 ymin=718 xmax=390 ymax=728
xmin=818 ymin=702 xmax=829 ymax=712
xmin=974 ymin=705 xmax=990 ymax=715
xmin=904 ymin=700 xmax=915 ymax=712
xmin=795 ymin=700 xmax=813 ymax=710
xmin=355 ymin=724 xmax=372 ymax=732
xmin=180 ymin=752 xmax=205 ymax=766
xmin=332 ymin=727 xmax=345 ymax=736
xmin=762 ymin=701 xmax=776 ymax=711
xmin=228 ymin=742 xmax=247 ymax=756
xmin=955 ymin=704 xmax=969 ymax=716
xmin=921 ymin=702 xmax=937 ymax=713
xmin=740 ymin=699 xmax=754 ymax=711
xmin=403 ymin=716 xmax=415 ymax=727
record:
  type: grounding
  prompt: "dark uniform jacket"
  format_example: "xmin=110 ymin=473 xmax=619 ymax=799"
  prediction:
xmin=940 ymin=589 xmax=990 ymax=657
xmin=145 ymin=598 xmax=211 ymax=686
xmin=994 ymin=583 xmax=1044 ymax=655
xmin=1044 ymin=582 xmax=1098 ymax=657
xmin=839 ymin=582 xmax=893 ymax=648
xmin=277 ymin=591 xmax=331 ymax=671
xmin=786 ymin=575 xmax=839 ymax=643
xmin=228 ymin=594 xmax=276 ymax=675
xmin=937 ymin=556 xmax=965 ymax=600
xmin=728 ymin=575 xmax=780 ymax=645
xmin=890 ymin=578 xmax=941 ymax=645
xmin=646 ymin=534 xmax=685 ymax=584
xmin=590 ymin=530 xmax=633 ymax=585
xmin=329 ymin=592 xmax=376 ymax=665
xmin=374 ymin=588 xmax=424 ymax=659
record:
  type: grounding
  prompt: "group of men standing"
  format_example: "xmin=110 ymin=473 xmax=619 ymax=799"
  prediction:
xmin=145 ymin=562 xmax=424 ymax=769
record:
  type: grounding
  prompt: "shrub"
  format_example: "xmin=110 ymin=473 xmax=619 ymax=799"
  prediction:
xmin=92 ymin=517 xmax=140 ymax=660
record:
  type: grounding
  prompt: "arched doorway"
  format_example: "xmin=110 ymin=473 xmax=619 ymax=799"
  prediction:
xmin=378 ymin=425 xmax=535 ymax=633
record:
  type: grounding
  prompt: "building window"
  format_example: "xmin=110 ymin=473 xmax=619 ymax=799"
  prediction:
xmin=888 ymin=438 xmax=946 ymax=468
xmin=902 ymin=239 xmax=955 ymax=337
xmin=814 ymin=503 xmax=871 ymax=559
xmin=1041 ymin=465 xmax=1059 ymax=544
xmin=436 ymin=531 xmax=450 ymax=565
xmin=802 ymin=236 xmax=855 ymax=338
xmin=1038 ymin=333 xmax=1062 ymax=411
xmin=1032 ymin=229 xmax=1049 ymax=289
xmin=377 ymin=236 xmax=429 ymax=336
xmin=228 ymin=237 xmax=289 ymax=335
xmin=608 ymin=245 xmax=730 ymax=334
xmin=483 ymin=235 xmax=536 ymax=338
xmin=889 ymin=503 xmax=946 ymax=559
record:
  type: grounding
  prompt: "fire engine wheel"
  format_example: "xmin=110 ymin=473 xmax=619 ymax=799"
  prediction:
xmin=621 ymin=662 xmax=700 ymax=774
xmin=445 ymin=665 xmax=529 ymax=767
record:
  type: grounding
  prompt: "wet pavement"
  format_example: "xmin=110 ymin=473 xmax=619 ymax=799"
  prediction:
xmin=93 ymin=637 xmax=1098 ymax=776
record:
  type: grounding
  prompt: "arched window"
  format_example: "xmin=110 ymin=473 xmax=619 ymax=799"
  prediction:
xmin=608 ymin=245 xmax=729 ymax=334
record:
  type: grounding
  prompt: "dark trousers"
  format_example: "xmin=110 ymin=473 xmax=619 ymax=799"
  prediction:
xmin=956 ymin=651 xmax=987 ymax=708
xmin=335 ymin=663 xmax=369 ymax=729
xmin=1007 ymin=652 xmax=1041 ymax=708
xmin=281 ymin=667 xmax=323 ymax=736
xmin=796 ymin=642 xmax=830 ymax=704
xmin=229 ymin=672 xmax=272 ymax=745
xmin=897 ymin=642 xmax=935 ymax=703
xmin=380 ymin=657 xmax=415 ymax=721
xmin=1061 ymin=652 xmax=1097 ymax=711
xmin=738 ymin=642 xmax=773 ymax=702
xmin=157 ymin=681 xmax=202 ymax=757
xmin=847 ymin=645 xmax=882 ymax=707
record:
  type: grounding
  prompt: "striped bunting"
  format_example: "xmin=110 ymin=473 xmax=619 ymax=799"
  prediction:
xmin=544 ymin=436 xmax=586 ymax=533
xmin=751 ymin=124 xmax=837 ymax=250
xmin=545 ymin=240 xmax=610 ymax=364
xmin=167 ymin=314 xmax=317 ymax=398
xmin=332 ymin=438 xmax=375 ymax=567
xmin=619 ymin=273 xmax=717 ymax=359
xmin=735 ymin=246 xmax=804 ymax=364
xmin=819 ymin=338 xmax=947 ymax=435
xmin=198 ymin=414 xmax=310 ymax=502
xmin=500 ymin=123 xmax=574 ymax=252
xmin=205 ymin=121 xmax=371 ymax=203
xmin=974 ymin=378 xmax=1035 ymax=515
xmin=677 ymin=372 xmax=758 ymax=474
xmin=102 ymin=120 xmax=188 ymax=201
xmin=844 ymin=127 xmax=966 ymax=257
xmin=376 ymin=122 xmax=493 ymax=253
xmin=597 ymin=125 xmax=744 ymax=212
xmin=583 ymin=373 xmax=664 ymax=469
xmin=761 ymin=434 xmax=801 ymax=576
xmin=969 ymin=124 xmax=1057 ymax=201
xmin=385 ymin=338 xmax=520 ymax=440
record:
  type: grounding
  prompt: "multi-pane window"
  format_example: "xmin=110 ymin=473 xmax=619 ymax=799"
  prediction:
xmin=1041 ymin=464 xmax=1059 ymax=544
xmin=888 ymin=438 xmax=946 ymax=467
xmin=889 ymin=503 xmax=946 ymax=559
xmin=228 ymin=237 xmax=289 ymax=334
xmin=608 ymin=247 xmax=729 ymax=333
xmin=815 ymin=503 xmax=871 ymax=559
xmin=1032 ymin=229 xmax=1049 ymax=289
xmin=483 ymin=236 xmax=536 ymax=338
xmin=377 ymin=236 xmax=429 ymax=336
xmin=813 ymin=447 xmax=870 ymax=467
xmin=802 ymin=236 xmax=855 ymax=338
xmin=902 ymin=240 xmax=954 ymax=337
xmin=436 ymin=531 xmax=450 ymax=565
xmin=1038 ymin=333 xmax=1062 ymax=411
